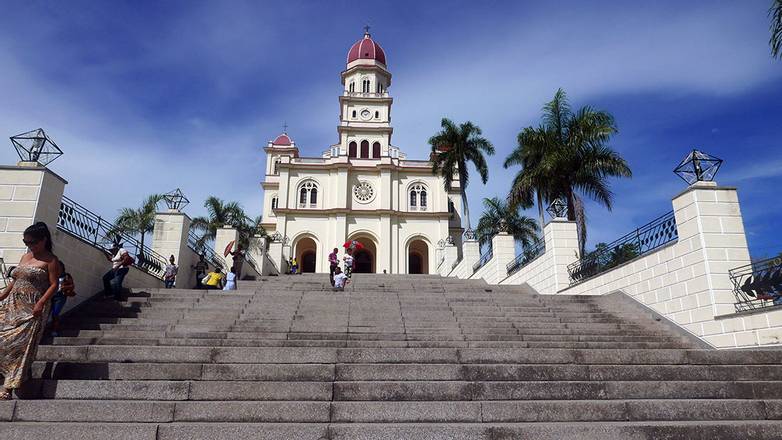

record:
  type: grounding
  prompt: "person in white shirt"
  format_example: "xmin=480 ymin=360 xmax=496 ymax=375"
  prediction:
xmin=333 ymin=266 xmax=349 ymax=291
xmin=223 ymin=266 xmax=237 ymax=291
xmin=343 ymin=249 xmax=354 ymax=278
xmin=102 ymin=243 xmax=132 ymax=300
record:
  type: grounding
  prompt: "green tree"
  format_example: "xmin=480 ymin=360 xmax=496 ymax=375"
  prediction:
xmin=114 ymin=193 xmax=164 ymax=256
xmin=191 ymin=197 xmax=267 ymax=253
xmin=475 ymin=197 xmax=539 ymax=248
xmin=771 ymin=0 xmax=782 ymax=59
xmin=429 ymin=118 xmax=495 ymax=233
xmin=505 ymin=89 xmax=632 ymax=254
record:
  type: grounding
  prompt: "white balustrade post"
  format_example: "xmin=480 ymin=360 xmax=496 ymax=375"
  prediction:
xmin=0 ymin=163 xmax=66 ymax=265
xmin=544 ymin=219 xmax=580 ymax=294
xmin=151 ymin=211 xmax=192 ymax=288
xmin=214 ymin=225 xmax=239 ymax=272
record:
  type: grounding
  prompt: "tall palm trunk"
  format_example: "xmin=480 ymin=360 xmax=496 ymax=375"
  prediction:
xmin=459 ymin=167 xmax=472 ymax=231
xmin=536 ymin=191 xmax=545 ymax=231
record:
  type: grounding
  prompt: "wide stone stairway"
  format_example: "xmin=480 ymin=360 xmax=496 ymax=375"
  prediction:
xmin=3 ymin=274 xmax=782 ymax=439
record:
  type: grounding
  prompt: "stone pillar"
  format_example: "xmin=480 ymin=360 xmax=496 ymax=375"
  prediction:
xmin=268 ymin=240 xmax=285 ymax=274
xmin=460 ymin=239 xmax=481 ymax=279
xmin=544 ymin=219 xmax=580 ymax=293
xmin=0 ymin=164 xmax=66 ymax=265
xmin=151 ymin=211 xmax=192 ymax=288
xmin=491 ymin=232 xmax=516 ymax=281
xmin=672 ymin=181 xmax=751 ymax=318
xmin=441 ymin=242 xmax=458 ymax=276
xmin=249 ymin=234 xmax=269 ymax=275
xmin=214 ymin=225 xmax=239 ymax=272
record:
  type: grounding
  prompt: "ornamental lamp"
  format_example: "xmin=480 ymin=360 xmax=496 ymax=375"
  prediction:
xmin=10 ymin=128 xmax=63 ymax=166
xmin=163 ymin=188 xmax=190 ymax=212
xmin=546 ymin=198 xmax=568 ymax=219
xmin=674 ymin=149 xmax=723 ymax=186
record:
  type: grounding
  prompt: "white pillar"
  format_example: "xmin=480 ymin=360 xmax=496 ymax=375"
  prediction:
xmin=543 ymin=219 xmax=580 ymax=294
xmin=459 ymin=239 xmax=481 ymax=279
xmin=672 ymin=181 xmax=751 ymax=318
xmin=491 ymin=232 xmax=516 ymax=281
xmin=151 ymin=211 xmax=192 ymax=288
xmin=442 ymin=242 xmax=458 ymax=275
xmin=214 ymin=225 xmax=239 ymax=272
xmin=0 ymin=164 xmax=66 ymax=264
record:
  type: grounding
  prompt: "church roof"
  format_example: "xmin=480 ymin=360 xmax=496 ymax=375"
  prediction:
xmin=272 ymin=133 xmax=293 ymax=146
xmin=347 ymin=29 xmax=386 ymax=66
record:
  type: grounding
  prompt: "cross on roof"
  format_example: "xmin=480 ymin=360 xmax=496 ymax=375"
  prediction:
xmin=363 ymin=24 xmax=370 ymax=35
xmin=282 ymin=122 xmax=288 ymax=133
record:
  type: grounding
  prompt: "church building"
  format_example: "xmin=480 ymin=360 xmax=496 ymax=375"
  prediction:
xmin=260 ymin=29 xmax=464 ymax=274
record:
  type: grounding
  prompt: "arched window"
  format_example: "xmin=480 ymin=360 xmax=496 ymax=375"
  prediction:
xmin=360 ymin=140 xmax=369 ymax=158
xmin=298 ymin=181 xmax=318 ymax=209
xmin=409 ymin=183 xmax=428 ymax=211
xmin=271 ymin=196 xmax=278 ymax=210
xmin=273 ymin=158 xmax=281 ymax=175
xmin=349 ymin=82 xmax=355 ymax=92
xmin=362 ymin=79 xmax=370 ymax=93
xmin=348 ymin=141 xmax=357 ymax=158
xmin=372 ymin=142 xmax=380 ymax=158
xmin=448 ymin=199 xmax=455 ymax=218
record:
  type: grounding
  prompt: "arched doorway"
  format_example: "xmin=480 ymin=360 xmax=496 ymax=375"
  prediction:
xmin=348 ymin=234 xmax=377 ymax=273
xmin=295 ymin=236 xmax=317 ymax=273
xmin=408 ymin=239 xmax=429 ymax=274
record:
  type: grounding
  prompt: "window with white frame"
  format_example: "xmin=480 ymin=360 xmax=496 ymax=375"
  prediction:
xmin=298 ymin=181 xmax=318 ymax=209
xmin=349 ymin=82 xmax=355 ymax=92
xmin=409 ymin=183 xmax=428 ymax=211
xmin=273 ymin=158 xmax=281 ymax=175
xmin=362 ymin=79 xmax=370 ymax=93
xmin=270 ymin=195 xmax=278 ymax=216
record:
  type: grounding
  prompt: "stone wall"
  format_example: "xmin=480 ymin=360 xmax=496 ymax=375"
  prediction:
xmin=53 ymin=229 xmax=163 ymax=315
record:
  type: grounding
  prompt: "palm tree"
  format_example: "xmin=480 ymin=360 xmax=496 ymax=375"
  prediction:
xmin=191 ymin=197 xmax=267 ymax=252
xmin=771 ymin=0 xmax=782 ymax=59
xmin=475 ymin=197 xmax=538 ymax=248
xmin=114 ymin=193 xmax=164 ymax=256
xmin=505 ymin=89 xmax=632 ymax=254
xmin=504 ymin=125 xmax=555 ymax=230
xmin=190 ymin=196 xmax=246 ymax=246
xmin=429 ymin=118 xmax=495 ymax=234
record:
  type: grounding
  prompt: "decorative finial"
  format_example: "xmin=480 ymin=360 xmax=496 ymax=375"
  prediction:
xmin=673 ymin=149 xmax=723 ymax=185
xmin=363 ymin=24 xmax=370 ymax=37
xmin=10 ymin=128 xmax=63 ymax=166
xmin=282 ymin=122 xmax=288 ymax=134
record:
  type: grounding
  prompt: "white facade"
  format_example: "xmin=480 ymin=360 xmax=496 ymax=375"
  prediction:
xmin=260 ymin=30 xmax=464 ymax=274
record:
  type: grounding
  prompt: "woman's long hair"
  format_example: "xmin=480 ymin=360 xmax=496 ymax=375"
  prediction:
xmin=24 ymin=221 xmax=53 ymax=252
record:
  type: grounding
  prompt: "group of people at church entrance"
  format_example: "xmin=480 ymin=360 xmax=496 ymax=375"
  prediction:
xmin=328 ymin=247 xmax=355 ymax=291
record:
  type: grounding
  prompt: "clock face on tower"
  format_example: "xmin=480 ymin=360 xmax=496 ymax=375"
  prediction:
xmin=360 ymin=109 xmax=371 ymax=120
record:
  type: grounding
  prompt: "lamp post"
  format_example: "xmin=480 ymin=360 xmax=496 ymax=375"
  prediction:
xmin=10 ymin=128 xmax=63 ymax=166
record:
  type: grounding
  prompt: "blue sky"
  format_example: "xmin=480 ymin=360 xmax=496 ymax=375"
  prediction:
xmin=0 ymin=0 xmax=780 ymax=257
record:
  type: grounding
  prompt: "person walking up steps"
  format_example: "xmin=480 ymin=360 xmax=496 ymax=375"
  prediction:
xmin=328 ymin=248 xmax=339 ymax=286
xmin=223 ymin=267 xmax=237 ymax=291
xmin=193 ymin=253 xmax=208 ymax=289
xmin=0 ymin=222 xmax=61 ymax=400
xmin=333 ymin=266 xmax=349 ymax=291
xmin=163 ymin=255 xmax=178 ymax=289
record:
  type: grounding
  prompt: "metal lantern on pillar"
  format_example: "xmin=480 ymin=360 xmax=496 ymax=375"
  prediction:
xmin=10 ymin=128 xmax=63 ymax=166
xmin=674 ymin=149 xmax=723 ymax=185
xmin=163 ymin=188 xmax=190 ymax=211
xmin=546 ymin=198 xmax=568 ymax=219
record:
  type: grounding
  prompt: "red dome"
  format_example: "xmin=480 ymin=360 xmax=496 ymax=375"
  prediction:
xmin=346 ymin=31 xmax=386 ymax=66
xmin=272 ymin=133 xmax=292 ymax=146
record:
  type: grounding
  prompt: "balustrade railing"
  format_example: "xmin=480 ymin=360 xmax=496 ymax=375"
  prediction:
xmin=186 ymin=230 xmax=227 ymax=270
xmin=473 ymin=250 xmax=493 ymax=272
xmin=507 ymin=239 xmax=546 ymax=275
xmin=729 ymin=255 xmax=782 ymax=312
xmin=567 ymin=211 xmax=678 ymax=285
xmin=57 ymin=195 xmax=167 ymax=279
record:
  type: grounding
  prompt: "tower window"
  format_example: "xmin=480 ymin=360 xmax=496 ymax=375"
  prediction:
xmin=372 ymin=142 xmax=380 ymax=158
xmin=273 ymin=158 xmax=281 ymax=175
xmin=349 ymin=141 xmax=357 ymax=158
xmin=360 ymin=140 xmax=369 ymax=158
xmin=271 ymin=196 xmax=278 ymax=212
xmin=409 ymin=183 xmax=428 ymax=211
xmin=374 ymin=111 xmax=379 ymax=119
xmin=352 ymin=110 xmax=356 ymax=118
xmin=362 ymin=79 xmax=370 ymax=93
xmin=298 ymin=180 xmax=318 ymax=209
xmin=349 ymin=82 xmax=355 ymax=92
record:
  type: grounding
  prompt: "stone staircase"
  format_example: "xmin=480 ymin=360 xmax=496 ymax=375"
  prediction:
xmin=3 ymin=273 xmax=782 ymax=439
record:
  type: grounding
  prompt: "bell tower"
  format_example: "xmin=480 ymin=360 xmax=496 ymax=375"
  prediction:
xmin=336 ymin=27 xmax=395 ymax=159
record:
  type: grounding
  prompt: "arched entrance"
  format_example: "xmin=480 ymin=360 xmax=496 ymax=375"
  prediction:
xmin=408 ymin=239 xmax=429 ymax=274
xmin=348 ymin=234 xmax=377 ymax=273
xmin=295 ymin=236 xmax=318 ymax=273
